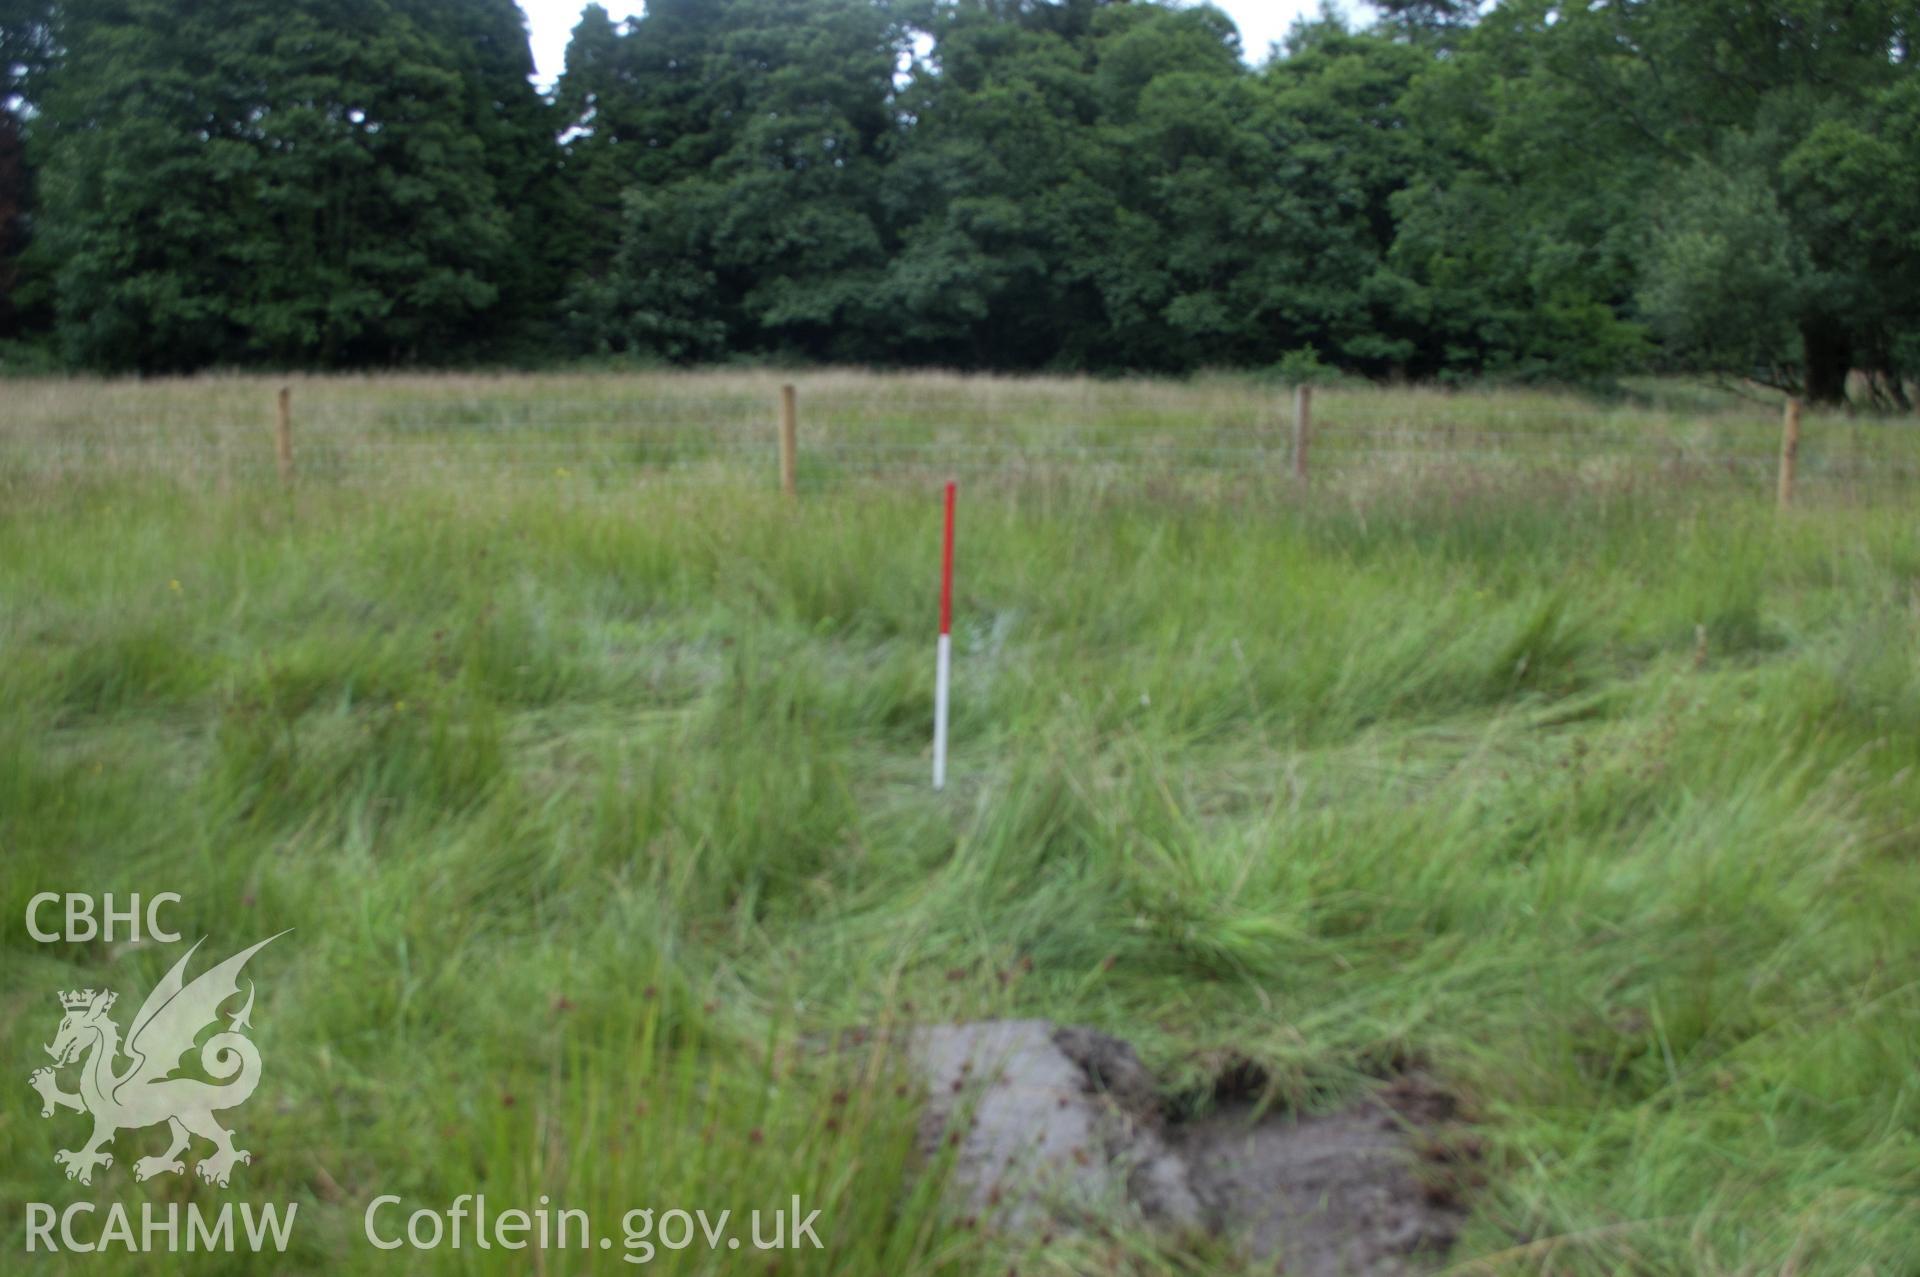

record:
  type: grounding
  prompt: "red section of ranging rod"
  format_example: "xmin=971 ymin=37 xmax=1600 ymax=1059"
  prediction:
xmin=939 ymin=482 xmax=956 ymax=636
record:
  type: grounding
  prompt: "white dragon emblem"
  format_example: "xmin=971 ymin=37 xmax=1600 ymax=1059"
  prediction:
xmin=28 ymin=932 xmax=286 ymax=1188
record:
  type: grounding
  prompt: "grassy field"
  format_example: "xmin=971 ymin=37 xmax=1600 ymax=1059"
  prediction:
xmin=2 ymin=372 xmax=1917 ymax=1274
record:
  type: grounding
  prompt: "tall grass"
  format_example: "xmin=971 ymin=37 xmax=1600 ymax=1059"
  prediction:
xmin=2 ymin=372 xmax=1916 ymax=1274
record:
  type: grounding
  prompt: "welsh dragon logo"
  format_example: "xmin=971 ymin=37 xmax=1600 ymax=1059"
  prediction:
xmin=28 ymin=932 xmax=287 ymax=1188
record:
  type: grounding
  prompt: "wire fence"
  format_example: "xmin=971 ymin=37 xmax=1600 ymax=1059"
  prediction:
xmin=4 ymin=379 xmax=1918 ymax=498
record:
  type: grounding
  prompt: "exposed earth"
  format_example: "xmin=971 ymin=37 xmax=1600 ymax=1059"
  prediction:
xmin=912 ymin=1020 xmax=1476 ymax=1275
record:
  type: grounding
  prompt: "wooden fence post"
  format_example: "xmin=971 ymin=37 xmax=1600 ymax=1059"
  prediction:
xmin=1292 ymin=384 xmax=1312 ymax=481
xmin=275 ymin=386 xmax=293 ymax=485
xmin=1777 ymin=397 xmax=1801 ymax=509
xmin=779 ymin=383 xmax=798 ymax=497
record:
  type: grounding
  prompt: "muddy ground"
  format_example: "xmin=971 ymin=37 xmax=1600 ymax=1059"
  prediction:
xmin=912 ymin=1020 xmax=1479 ymax=1276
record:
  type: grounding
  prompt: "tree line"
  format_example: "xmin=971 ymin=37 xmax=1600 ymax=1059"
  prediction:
xmin=0 ymin=1 xmax=1914 ymax=402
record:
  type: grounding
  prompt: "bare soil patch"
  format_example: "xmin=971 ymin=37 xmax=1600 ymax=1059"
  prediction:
xmin=912 ymin=1020 xmax=1477 ymax=1274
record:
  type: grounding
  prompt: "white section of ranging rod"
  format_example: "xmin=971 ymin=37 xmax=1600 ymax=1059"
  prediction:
xmin=933 ymin=632 xmax=951 ymax=791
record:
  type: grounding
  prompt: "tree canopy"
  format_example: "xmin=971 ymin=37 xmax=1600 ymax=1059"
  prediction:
xmin=1 ymin=0 xmax=1913 ymax=399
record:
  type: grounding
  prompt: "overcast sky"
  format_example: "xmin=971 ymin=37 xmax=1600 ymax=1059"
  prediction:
xmin=515 ymin=2 xmax=1368 ymax=89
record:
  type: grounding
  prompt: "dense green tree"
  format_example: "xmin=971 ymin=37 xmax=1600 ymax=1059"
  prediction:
xmin=0 ymin=0 xmax=54 ymax=341
xmin=4 ymin=0 xmax=1914 ymax=389
xmin=551 ymin=4 xmax=626 ymax=276
xmin=1619 ymin=1 xmax=1919 ymax=400
xmin=1468 ymin=0 xmax=1915 ymax=400
xmin=1071 ymin=2 xmax=1252 ymax=369
xmin=1385 ymin=2 xmax=1656 ymax=381
xmin=415 ymin=0 xmax=568 ymax=355
xmin=28 ymin=0 xmax=554 ymax=370
xmin=559 ymin=0 xmax=910 ymax=361
xmin=0 ymin=95 xmax=27 ymax=339
xmin=1374 ymin=0 xmax=1483 ymax=42
xmin=1779 ymin=79 xmax=1920 ymax=405
xmin=1190 ymin=19 xmax=1431 ymax=373
xmin=881 ymin=4 xmax=1463 ymax=375
xmin=875 ymin=0 xmax=1130 ymax=368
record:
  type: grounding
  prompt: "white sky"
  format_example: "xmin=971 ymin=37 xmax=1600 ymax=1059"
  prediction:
xmin=515 ymin=2 xmax=1368 ymax=89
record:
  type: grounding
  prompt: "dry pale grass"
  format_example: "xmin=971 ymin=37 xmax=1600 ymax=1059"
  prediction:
xmin=2 ymin=370 xmax=1913 ymax=506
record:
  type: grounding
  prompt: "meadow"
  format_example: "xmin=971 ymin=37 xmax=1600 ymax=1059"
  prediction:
xmin=2 ymin=371 xmax=1917 ymax=1274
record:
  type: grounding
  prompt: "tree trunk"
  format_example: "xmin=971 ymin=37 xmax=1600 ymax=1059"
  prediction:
xmin=1800 ymin=318 xmax=1852 ymax=406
